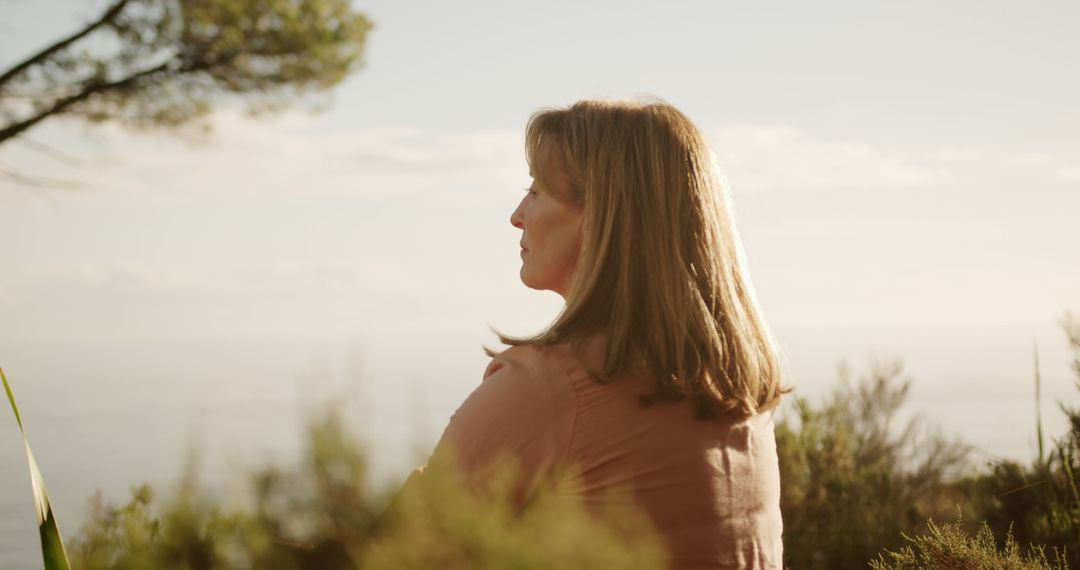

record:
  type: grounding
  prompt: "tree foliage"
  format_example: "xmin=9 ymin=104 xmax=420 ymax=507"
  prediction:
xmin=776 ymin=357 xmax=972 ymax=569
xmin=0 ymin=0 xmax=372 ymax=147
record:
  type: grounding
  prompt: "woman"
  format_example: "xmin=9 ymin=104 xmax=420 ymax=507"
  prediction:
xmin=425 ymin=98 xmax=786 ymax=569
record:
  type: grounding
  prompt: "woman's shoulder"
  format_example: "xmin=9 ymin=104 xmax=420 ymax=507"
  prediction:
xmin=483 ymin=342 xmax=582 ymax=385
xmin=426 ymin=343 xmax=580 ymax=503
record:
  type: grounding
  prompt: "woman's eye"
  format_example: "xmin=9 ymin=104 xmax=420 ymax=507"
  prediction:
xmin=524 ymin=186 xmax=537 ymax=196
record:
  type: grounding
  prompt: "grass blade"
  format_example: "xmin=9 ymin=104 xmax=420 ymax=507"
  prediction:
xmin=2 ymin=367 xmax=71 ymax=570
xmin=1035 ymin=339 xmax=1046 ymax=466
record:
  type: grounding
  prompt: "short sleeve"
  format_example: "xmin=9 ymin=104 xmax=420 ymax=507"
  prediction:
xmin=427 ymin=346 xmax=576 ymax=504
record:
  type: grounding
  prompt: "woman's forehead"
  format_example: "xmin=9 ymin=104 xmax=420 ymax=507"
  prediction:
xmin=534 ymin=142 xmax=565 ymax=175
xmin=527 ymin=135 xmax=579 ymax=203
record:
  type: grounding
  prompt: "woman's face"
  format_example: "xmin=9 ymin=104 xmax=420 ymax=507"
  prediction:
xmin=510 ymin=151 xmax=584 ymax=298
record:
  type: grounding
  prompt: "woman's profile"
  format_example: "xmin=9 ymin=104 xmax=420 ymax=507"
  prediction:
xmin=417 ymin=98 xmax=786 ymax=569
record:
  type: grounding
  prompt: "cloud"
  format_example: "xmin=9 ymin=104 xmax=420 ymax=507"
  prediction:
xmin=10 ymin=113 xmax=1075 ymax=202
xmin=933 ymin=147 xmax=989 ymax=163
xmin=708 ymin=126 xmax=1080 ymax=193
xmin=3 ymin=260 xmax=408 ymax=296
xmin=79 ymin=113 xmax=527 ymax=199
xmin=86 ymin=117 xmax=948 ymax=199
xmin=1006 ymin=151 xmax=1058 ymax=169
xmin=709 ymin=125 xmax=941 ymax=192
xmin=0 ymin=258 xmax=523 ymax=341
xmin=989 ymin=149 xmax=1080 ymax=185
xmin=1056 ymin=166 xmax=1080 ymax=182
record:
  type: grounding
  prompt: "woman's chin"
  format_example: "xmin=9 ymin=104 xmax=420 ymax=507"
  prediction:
xmin=520 ymin=269 xmax=537 ymax=289
xmin=519 ymin=269 xmax=544 ymax=291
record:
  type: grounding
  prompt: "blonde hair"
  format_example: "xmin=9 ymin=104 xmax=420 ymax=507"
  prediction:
xmin=494 ymin=98 xmax=787 ymax=420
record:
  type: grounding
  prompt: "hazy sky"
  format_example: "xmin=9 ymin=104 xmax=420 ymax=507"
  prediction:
xmin=1 ymin=0 xmax=1079 ymax=453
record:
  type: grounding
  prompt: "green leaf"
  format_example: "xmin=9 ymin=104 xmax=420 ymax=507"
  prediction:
xmin=2 ymin=367 xmax=71 ymax=570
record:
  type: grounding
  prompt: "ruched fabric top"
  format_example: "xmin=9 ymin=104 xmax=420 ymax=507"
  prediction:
xmin=426 ymin=336 xmax=784 ymax=569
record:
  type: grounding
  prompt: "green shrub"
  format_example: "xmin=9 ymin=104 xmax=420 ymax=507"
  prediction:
xmin=970 ymin=314 xmax=1080 ymax=568
xmin=777 ymin=357 xmax=973 ymax=569
xmin=870 ymin=519 xmax=1066 ymax=570
xmin=68 ymin=408 xmax=666 ymax=569
xmin=46 ymin=313 xmax=1080 ymax=568
xmin=365 ymin=452 xmax=665 ymax=569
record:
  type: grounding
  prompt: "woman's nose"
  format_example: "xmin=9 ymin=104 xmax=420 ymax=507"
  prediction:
xmin=510 ymin=198 xmax=525 ymax=229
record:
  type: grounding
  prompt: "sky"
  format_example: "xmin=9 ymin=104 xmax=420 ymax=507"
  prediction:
xmin=1 ymin=0 xmax=1079 ymax=540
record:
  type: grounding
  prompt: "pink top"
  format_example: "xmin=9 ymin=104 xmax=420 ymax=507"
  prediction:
xmin=427 ymin=336 xmax=784 ymax=569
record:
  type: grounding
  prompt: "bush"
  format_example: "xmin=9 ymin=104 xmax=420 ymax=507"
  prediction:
xmin=776 ymin=357 xmax=972 ymax=569
xmin=68 ymin=408 xmax=666 ymax=569
xmin=970 ymin=314 xmax=1080 ymax=568
xmin=870 ymin=519 xmax=1066 ymax=570
xmin=57 ymin=313 xmax=1080 ymax=568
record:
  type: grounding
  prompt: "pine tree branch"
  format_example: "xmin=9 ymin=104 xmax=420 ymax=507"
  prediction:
xmin=0 ymin=47 xmax=243 ymax=147
xmin=0 ymin=0 xmax=134 ymax=91
xmin=0 ymin=58 xmax=175 ymax=145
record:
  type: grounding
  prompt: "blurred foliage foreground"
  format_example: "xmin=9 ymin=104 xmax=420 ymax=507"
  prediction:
xmin=25 ymin=316 xmax=1080 ymax=568
xmin=68 ymin=410 xmax=665 ymax=570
